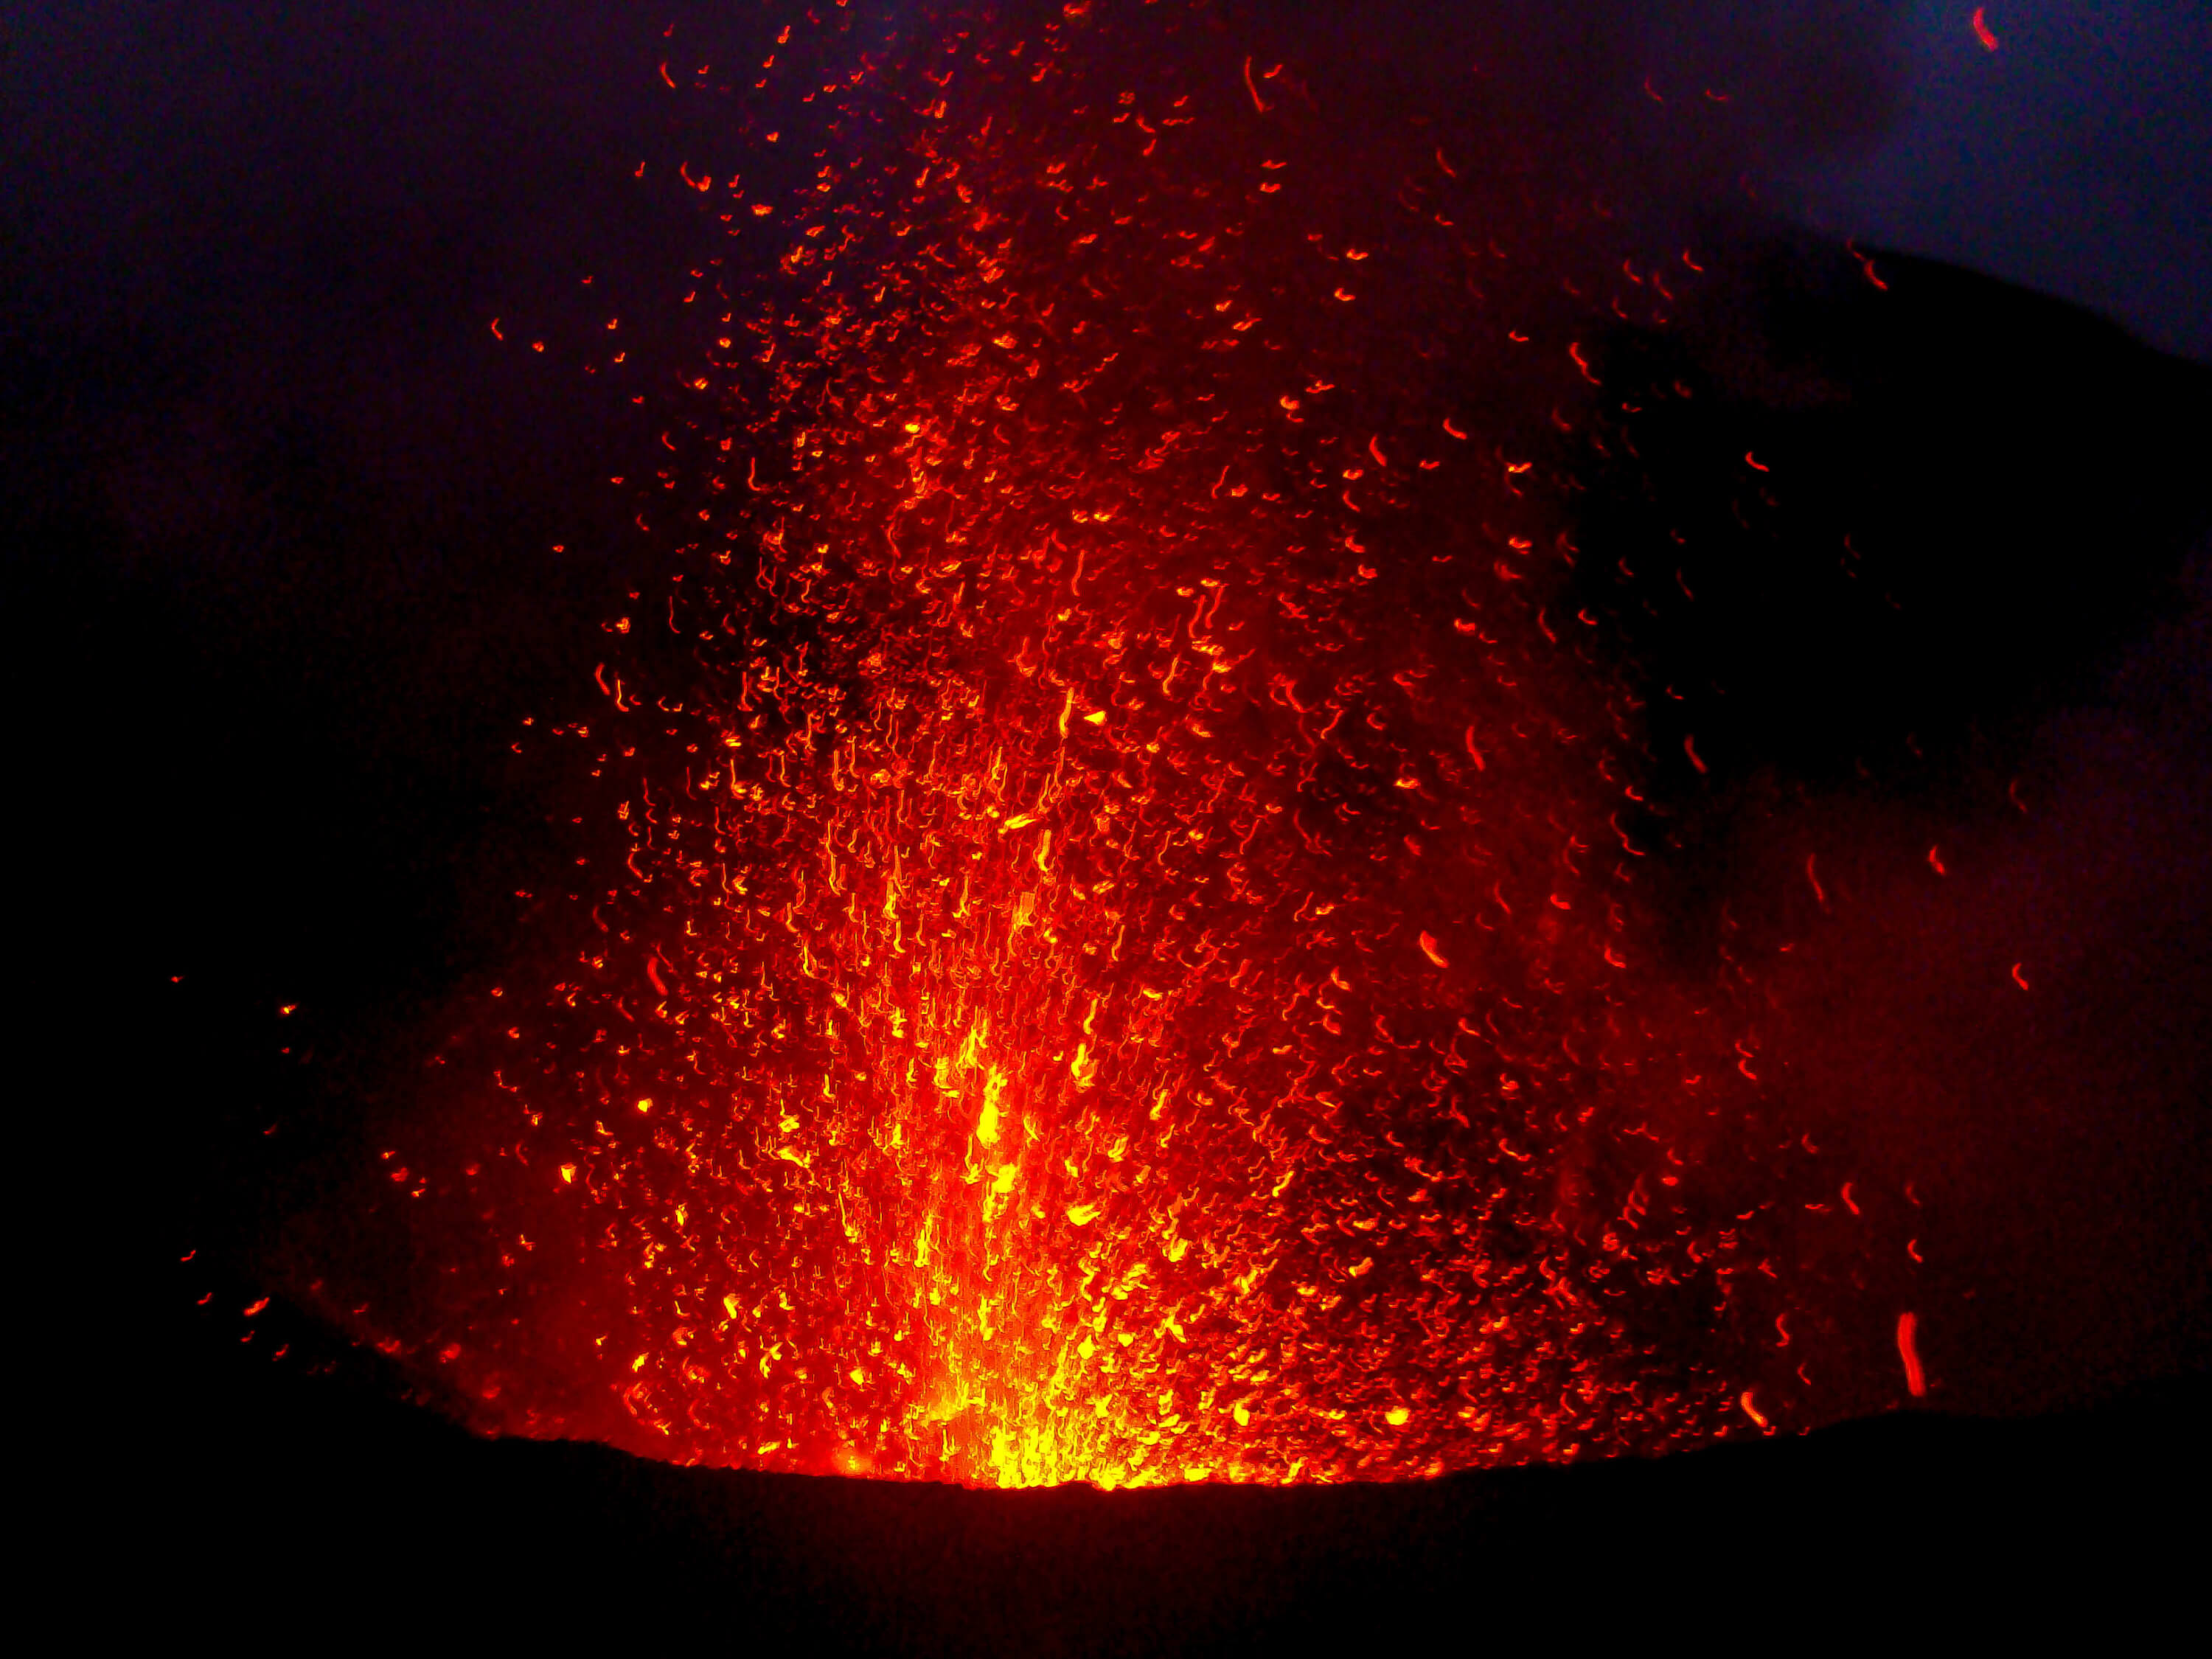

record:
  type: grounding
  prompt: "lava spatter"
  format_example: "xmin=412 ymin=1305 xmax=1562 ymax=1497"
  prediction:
xmin=309 ymin=2 xmax=1902 ymax=1486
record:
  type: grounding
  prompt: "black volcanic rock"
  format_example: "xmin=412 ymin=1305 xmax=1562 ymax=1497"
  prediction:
xmin=121 ymin=1285 xmax=2210 ymax=1649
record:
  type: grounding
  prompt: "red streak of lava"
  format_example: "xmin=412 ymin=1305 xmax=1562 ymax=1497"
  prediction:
xmin=1897 ymin=1312 xmax=1927 ymax=1397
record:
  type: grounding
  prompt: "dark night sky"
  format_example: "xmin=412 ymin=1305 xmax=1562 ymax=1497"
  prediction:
xmin=7 ymin=4 xmax=2207 ymax=357
xmin=1783 ymin=1 xmax=2211 ymax=362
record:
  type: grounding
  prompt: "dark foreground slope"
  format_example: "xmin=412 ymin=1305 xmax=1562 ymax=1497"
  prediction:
xmin=94 ymin=1282 xmax=2210 ymax=1651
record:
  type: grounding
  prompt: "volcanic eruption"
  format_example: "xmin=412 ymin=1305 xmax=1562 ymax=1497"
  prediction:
xmin=268 ymin=0 xmax=2014 ymax=1489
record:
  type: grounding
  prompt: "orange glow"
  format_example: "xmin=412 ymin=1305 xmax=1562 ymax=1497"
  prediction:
xmin=314 ymin=1 xmax=1910 ymax=1489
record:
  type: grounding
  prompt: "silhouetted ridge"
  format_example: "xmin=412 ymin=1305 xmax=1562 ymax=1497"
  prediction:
xmin=127 ymin=1278 xmax=2210 ymax=1648
xmin=1572 ymin=236 xmax=2211 ymax=804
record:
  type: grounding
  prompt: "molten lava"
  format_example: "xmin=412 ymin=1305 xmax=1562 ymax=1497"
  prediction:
xmin=313 ymin=2 xmax=1910 ymax=1486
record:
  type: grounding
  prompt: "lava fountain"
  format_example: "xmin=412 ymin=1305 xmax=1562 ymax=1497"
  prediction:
xmin=303 ymin=1 xmax=1914 ymax=1486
